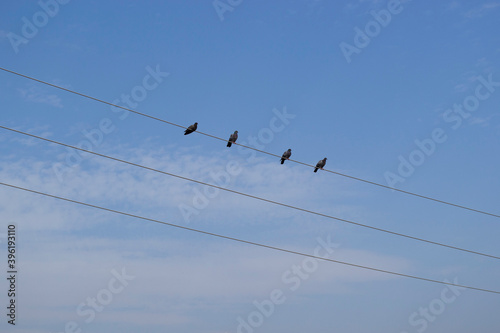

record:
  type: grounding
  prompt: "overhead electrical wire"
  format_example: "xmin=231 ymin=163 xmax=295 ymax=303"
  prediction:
xmin=0 ymin=180 xmax=498 ymax=295
xmin=8 ymin=69 xmax=500 ymax=217
xmin=1 ymin=125 xmax=499 ymax=261
xmin=0 ymin=67 xmax=498 ymax=220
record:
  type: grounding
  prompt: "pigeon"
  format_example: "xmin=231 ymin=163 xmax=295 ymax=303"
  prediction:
xmin=314 ymin=158 xmax=327 ymax=173
xmin=280 ymin=149 xmax=292 ymax=164
xmin=184 ymin=122 xmax=198 ymax=135
xmin=227 ymin=130 xmax=238 ymax=147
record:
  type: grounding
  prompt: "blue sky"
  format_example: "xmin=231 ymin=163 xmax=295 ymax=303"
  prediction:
xmin=0 ymin=0 xmax=500 ymax=332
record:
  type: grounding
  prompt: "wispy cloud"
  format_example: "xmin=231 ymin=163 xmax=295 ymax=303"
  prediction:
xmin=453 ymin=83 xmax=468 ymax=93
xmin=15 ymin=230 xmax=412 ymax=319
xmin=469 ymin=116 xmax=492 ymax=127
xmin=446 ymin=1 xmax=461 ymax=11
xmin=474 ymin=57 xmax=496 ymax=74
xmin=451 ymin=68 xmax=495 ymax=94
xmin=464 ymin=2 xmax=500 ymax=18
xmin=0 ymin=141 xmax=362 ymax=233
xmin=343 ymin=0 xmax=384 ymax=13
xmin=18 ymin=85 xmax=63 ymax=108
xmin=0 ymin=145 xmax=412 ymax=330
xmin=344 ymin=0 xmax=411 ymax=13
xmin=305 ymin=0 xmax=325 ymax=18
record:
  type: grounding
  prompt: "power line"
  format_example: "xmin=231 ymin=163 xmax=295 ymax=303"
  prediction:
xmin=2 ymin=125 xmax=499 ymax=261
xmin=1 ymin=66 xmax=498 ymax=219
xmin=0 ymin=180 xmax=498 ymax=295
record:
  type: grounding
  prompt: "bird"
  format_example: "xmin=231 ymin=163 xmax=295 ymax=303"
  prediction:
xmin=227 ymin=130 xmax=238 ymax=147
xmin=314 ymin=158 xmax=327 ymax=173
xmin=280 ymin=149 xmax=292 ymax=164
xmin=184 ymin=122 xmax=198 ymax=135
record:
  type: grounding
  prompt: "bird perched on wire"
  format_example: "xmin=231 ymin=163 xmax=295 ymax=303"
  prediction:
xmin=184 ymin=122 xmax=198 ymax=135
xmin=227 ymin=130 xmax=238 ymax=147
xmin=280 ymin=149 xmax=292 ymax=164
xmin=314 ymin=158 xmax=327 ymax=172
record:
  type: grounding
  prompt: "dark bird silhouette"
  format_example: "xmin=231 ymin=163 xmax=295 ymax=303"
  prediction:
xmin=280 ymin=149 xmax=292 ymax=164
xmin=314 ymin=158 xmax=327 ymax=173
xmin=227 ymin=130 xmax=238 ymax=147
xmin=184 ymin=122 xmax=198 ymax=135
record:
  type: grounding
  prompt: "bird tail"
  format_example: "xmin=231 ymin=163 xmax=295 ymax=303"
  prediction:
xmin=314 ymin=168 xmax=318 ymax=173
xmin=227 ymin=142 xmax=232 ymax=147
xmin=280 ymin=158 xmax=284 ymax=164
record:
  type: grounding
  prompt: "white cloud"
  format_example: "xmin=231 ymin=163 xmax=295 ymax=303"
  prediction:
xmin=469 ymin=116 xmax=492 ymax=127
xmin=14 ymin=233 xmax=411 ymax=329
xmin=454 ymin=83 xmax=468 ymax=93
xmin=343 ymin=0 xmax=383 ymax=13
xmin=18 ymin=85 xmax=63 ymax=108
xmin=0 ymin=142 xmax=368 ymax=262
xmin=0 ymin=139 xmax=414 ymax=331
xmin=464 ymin=2 xmax=500 ymax=18
xmin=446 ymin=1 xmax=461 ymax=11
